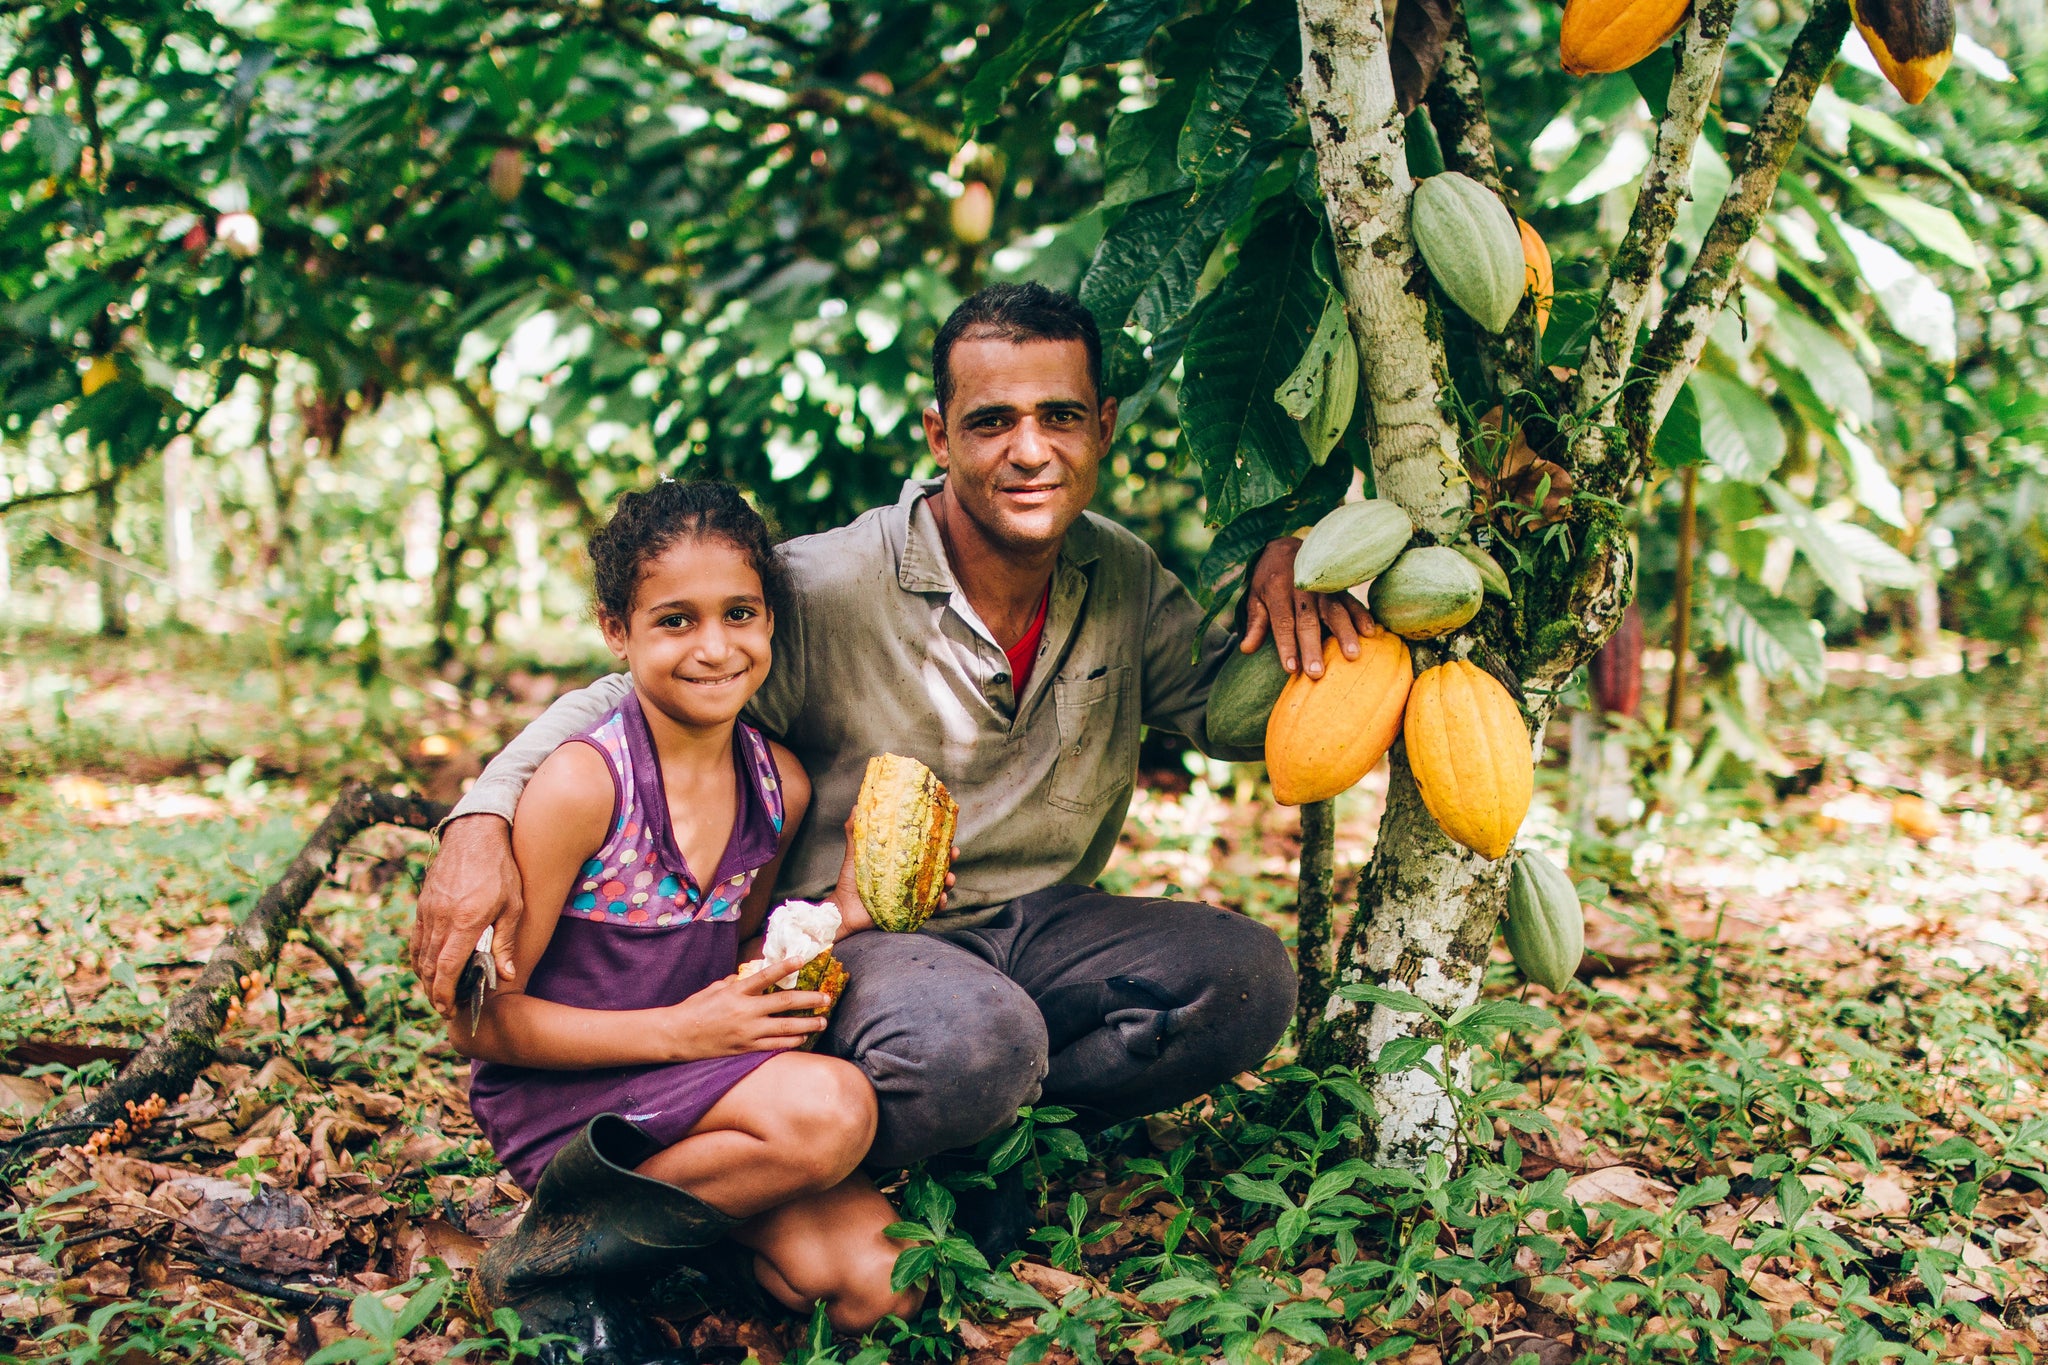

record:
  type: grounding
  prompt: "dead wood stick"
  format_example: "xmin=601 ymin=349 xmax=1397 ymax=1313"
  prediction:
xmin=16 ymin=783 xmax=447 ymax=1150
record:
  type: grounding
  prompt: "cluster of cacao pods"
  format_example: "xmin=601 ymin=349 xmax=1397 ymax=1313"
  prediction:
xmin=1556 ymin=0 xmax=1953 ymax=104
xmin=1213 ymin=500 xmax=1536 ymax=859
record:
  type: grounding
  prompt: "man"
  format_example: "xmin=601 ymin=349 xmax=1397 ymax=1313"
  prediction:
xmin=415 ymin=282 xmax=1374 ymax=1243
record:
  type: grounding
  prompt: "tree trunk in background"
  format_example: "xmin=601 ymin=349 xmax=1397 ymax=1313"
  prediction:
xmin=1665 ymin=466 xmax=1698 ymax=733
xmin=94 ymin=473 xmax=127 ymax=638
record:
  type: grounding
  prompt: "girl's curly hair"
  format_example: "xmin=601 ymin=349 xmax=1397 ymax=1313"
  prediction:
xmin=587 ymin=478 xmax=789 ymax=627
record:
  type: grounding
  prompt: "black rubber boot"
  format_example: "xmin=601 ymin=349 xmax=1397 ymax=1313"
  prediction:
xmin=472 ymin=1114 xmax=739 ymax=1365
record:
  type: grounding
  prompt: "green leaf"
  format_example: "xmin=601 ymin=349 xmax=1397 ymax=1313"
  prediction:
xmin=1765 ymin=309 xmax=1874 ymax=427
xmin=1176 ymin=0 xmax=1298 ymax=186
xmin=1824 ymin=521 xmax=1922 ymax=588
xmin=1834 ymin=219 xmax=1957 ymax=367
xmin=1180 ymin=207 xmax=1326 ymax=525
xmin=349 ymin=1288 xmax=397 ymax=1342
xmin=1823 ymin=423 xmax=1906 ymax=528
xmin=1060 ymin=0 xmax=1180 ymax=72
xmin=1080 ymin=158 xmax=1265 ymax=335
xmin=961 ymin=0 xmax=1103 ymax=130
xmin=1760 ymin=480 xmax=1869 ymax=612
xmin=1653 ymin=380 xmax=1705 ymax=469
xmin=1718 ymin=581 xmax=1826 ymax=695
xmin=1101 ymin=84 xmax=1197 ymax=207
xmin=1852 ymin=181 xmax=1985 ymax=279
xmin=1193 ymin=451 xmax=1351 ymax=603
xmin=1689 ymin=371 xmax=1787 ymax=483
xmin=1274 ymin=288 xmax=1358 ymax=465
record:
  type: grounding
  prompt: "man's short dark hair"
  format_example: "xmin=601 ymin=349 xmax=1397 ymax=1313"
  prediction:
xmin=932 ymin=282 xmax=1103 ymax=412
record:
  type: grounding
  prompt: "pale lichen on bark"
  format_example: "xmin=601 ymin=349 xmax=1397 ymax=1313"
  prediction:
xmin=1569 ymin=0 xmax=1740 ymax=471
xmin=1296 ymin=0 xmax=1468 ymax=537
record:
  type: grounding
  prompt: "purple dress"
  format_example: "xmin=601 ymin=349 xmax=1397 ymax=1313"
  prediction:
xmin=469 ymin=692 xmax=787 ymax=1191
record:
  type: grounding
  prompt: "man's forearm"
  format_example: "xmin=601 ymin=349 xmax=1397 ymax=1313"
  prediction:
xmin=444 ymin=674 xmax=632 ymax=828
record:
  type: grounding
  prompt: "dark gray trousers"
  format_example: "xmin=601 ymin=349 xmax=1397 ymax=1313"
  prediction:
xmin=818 ymin=885 xmax=1297 ymax=1167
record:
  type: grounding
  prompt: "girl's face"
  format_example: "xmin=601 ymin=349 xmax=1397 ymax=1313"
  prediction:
xmin=600 ymin=536 xmax=773 ymax=732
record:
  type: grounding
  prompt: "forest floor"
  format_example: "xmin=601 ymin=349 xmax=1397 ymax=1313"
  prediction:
xmin=2 ymin=626 xmax=2048 ymax=1365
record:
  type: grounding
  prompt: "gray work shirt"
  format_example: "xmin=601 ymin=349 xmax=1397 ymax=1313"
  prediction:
xmin=450 ymin=477 xmax=1255 ymax=929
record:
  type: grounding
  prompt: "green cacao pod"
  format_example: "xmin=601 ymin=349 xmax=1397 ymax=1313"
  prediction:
xmin=1455 ymin=543 xmax=1512 ymax=601
xmin=1295 ymin=499 xmax=1414 ymax=593
xmin=1410 ymin=173 xmax=1526 ymax=335
xmin=852 ymin=754 xmax=957 ymax=931
xmin=1367 ymin=546 xmax=1485 ymax=639
xmin=1208 ymin=644 xmax=1292 ymax=748
xmin=1503 ymin=853 xmax=1584 ymax=991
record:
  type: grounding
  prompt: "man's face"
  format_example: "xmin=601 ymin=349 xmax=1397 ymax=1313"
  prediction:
xmin=924 ymin=335 xmax=1116 ymax=556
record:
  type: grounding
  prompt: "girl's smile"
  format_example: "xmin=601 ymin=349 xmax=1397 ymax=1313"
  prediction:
xmin=601 ymin=537 xmax=774 ymax=733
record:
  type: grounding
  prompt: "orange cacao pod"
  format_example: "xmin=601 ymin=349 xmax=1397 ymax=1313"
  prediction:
xmin=1402 ymin=660 xmax=1532 ymax=859
xmin=1519 ymin=220 xmax=1553 ymax=337
xmin=1560 ymin=0 xmax=1691 ymax=74
xmin=1265 ymin=633 xmax=1414 ymax=806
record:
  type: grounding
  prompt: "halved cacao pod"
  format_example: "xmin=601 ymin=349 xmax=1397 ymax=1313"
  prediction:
xmin=1403 ymin=660 xmax=1532 ymax=859
xmin=1559 ymin=0 xmax=1691 ymax=75
xmin=852 ymin=754 xmax=957 ymax=932
xmin=1504 ymin=853 xmax=1584 ymax=991
xmin=1519 ymin=220 xmax=1553 ymax=337
xmin=1265 ymin=632 xmax=1414 ymax=806
xmin=1852 ymin=0 xmax=1954 ymax=103
xmin=1588 ymin=603 xmax=1644 ymax=718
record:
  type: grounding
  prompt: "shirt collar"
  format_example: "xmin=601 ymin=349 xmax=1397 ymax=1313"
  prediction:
xmin=895 ymin=476 xmax=1103 ymax=595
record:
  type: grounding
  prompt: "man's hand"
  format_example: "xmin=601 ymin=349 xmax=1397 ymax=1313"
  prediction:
xmin=827 ymin=812 xmax=957 ymax=938
xmin=413 ymin=814 xmax=525 ymax=1020
xmin=1242 ymin=536 xmax=1380 ymax=678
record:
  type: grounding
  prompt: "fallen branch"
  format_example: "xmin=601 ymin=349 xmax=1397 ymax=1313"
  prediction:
xmin=17 ymin=784 xmax=446 ymax=1149
xmin=1625 ymin=0 xmax=1854 ymax=449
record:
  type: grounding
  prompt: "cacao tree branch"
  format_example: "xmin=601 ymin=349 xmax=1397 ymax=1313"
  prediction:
xmin=1294 ymin=800 xmax=1339 ymax=1040
xmin=1297 ymin=0 xmax=1468 ymax=535
xmin=1625 ymin=0 xmax=1854 ymax=449
xmin=19 ymin=785 xmax=447 ymax=1149
xmin=1424 ymin=4 xmax=1540 ymax=397
xmin=1569 ymin=0 xmax=1740 ymax=470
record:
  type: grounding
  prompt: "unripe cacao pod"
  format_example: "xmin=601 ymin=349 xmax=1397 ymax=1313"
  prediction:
xmin=1504 ymin=852 xmax=1584 ymax=991
xmin=1265 ymin=632 xmax=1413 ymax=806
xmin=1403 ymin=660 xmax=1533 ymax=859
xmin=82 ymin=356 xmax=119 ymax=396
xmin=1559 ymin=0 xmax=1691 ymax=74
xmin=1455 ymin=543 xmax=1512 ymax=601
xmin=1368 ymin=546 xmax=1485 ymax=639
xmin=852 ymin=754 xmax=957 ymax=932
xmin=489 ymin=147 xmax=527 ymax=203
xmin=1294 ymin=499 xmax=1414 ymax=593
xmin=1519 ymin=219 xmax=1553 ymax=337
xmin=1209 ymin=644 xmax=1293 ymax=748
xmin=1852 ymin=0 xmax=1954 ymax=104
xmin=1410 ymin=172 xmax=1526 ymax=335
xmin=1589 ymin=602 xmax=1644 ymax=718
xmin=951 ymin=181 xmax=996 ymax=244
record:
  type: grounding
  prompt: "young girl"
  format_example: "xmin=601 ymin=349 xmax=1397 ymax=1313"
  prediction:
xmin=454 ymin=480 xmax=920 ymax=1335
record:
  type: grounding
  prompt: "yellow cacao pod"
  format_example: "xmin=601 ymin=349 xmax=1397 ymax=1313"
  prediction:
xmin=1402 ymin=660 xmax=1532 ymax=859
xmin=1559 ymin=0 xmax=1691 ymax=75
xmin=1518 ymin=220 xmax=1553 ymax=338
xmin=82 ymin=356 xmax=119 ymax=396
xmin=1265 ymin=632 xmax=1413 ymax=806
xmin=852 ymin=754 xmax=958 ymax=932
xmin=1852 ymin=0 xmax=1953 ymax=104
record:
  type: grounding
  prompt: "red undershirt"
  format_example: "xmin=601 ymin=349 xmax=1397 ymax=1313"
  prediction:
xmin=1003 ymin=584 xmax=1052 ymax=695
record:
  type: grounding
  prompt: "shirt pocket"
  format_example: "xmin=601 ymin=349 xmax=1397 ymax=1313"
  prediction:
xmin=1048 ymin=664 xmax=1135 ymax=813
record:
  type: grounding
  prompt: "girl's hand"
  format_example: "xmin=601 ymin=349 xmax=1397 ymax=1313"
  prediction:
xmin=660 ymin=957 xmax=832 ymax=1059
xmin=829 ymin=814 xmax=957 ymax=938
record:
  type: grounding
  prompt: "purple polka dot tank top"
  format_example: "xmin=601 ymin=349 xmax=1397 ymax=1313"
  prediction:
xmin=466 ymin=691 xmax=788 ymax=1189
